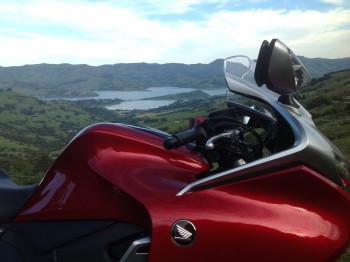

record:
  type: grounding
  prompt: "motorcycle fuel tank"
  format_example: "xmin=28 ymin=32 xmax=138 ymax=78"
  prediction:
xmin=16 ymin=123 xmax=210 ymax=226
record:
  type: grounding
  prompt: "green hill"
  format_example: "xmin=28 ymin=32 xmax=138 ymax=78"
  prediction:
xmin=297 ymin=69 xmax=350 ymax=156
xmin=0 ymin=57 xmax=349 ymax=98
xmin=0 ymin=60 xmax=225 ymax=98
xmin=0 ymin=90 xmax=125 ymax=184
xmin=299 ymin=57 xmax=350 ymax=77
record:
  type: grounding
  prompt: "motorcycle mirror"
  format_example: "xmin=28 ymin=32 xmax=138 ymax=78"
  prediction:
xmin=254 ymin=39 xmax=310 ymax=95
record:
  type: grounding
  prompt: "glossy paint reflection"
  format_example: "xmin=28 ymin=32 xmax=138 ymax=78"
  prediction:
xmin=202 ymin=190 xmax=340 ymax=240
xmin=22 ymin=171 xmax=74 ymax=213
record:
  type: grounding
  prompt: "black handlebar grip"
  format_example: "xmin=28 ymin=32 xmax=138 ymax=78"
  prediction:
xmin=174 ymin=128 xmax=198 ymax=146
xmin=163 ymin=136 xmax=180 ymax=150
xmin=163 ymin=125 xmax=206 ymax=150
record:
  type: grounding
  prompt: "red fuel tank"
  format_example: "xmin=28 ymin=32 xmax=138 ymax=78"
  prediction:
xmin=16 ymin=123 xmax=210 ymax=226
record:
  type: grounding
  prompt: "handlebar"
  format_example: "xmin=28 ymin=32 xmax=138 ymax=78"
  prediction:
xmin=163 ymin=123 xmax=209 ymax=150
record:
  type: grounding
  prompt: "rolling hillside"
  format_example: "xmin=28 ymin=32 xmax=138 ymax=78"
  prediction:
xmin=0 ymin=60 xmax=225 ymax=97
xmin=0 ymin=57 xmax=349 ymax=98
xmin=296 ymin=69 xmax=350 ymax=156
xmin=0 ymin=91 xmax=125 ymax=183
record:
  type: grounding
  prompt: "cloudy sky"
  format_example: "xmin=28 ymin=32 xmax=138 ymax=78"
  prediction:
xmin=0 ymin=0 xmax=349 ymax=66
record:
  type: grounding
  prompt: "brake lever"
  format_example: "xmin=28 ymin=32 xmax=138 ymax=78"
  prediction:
xmin=205 ymin=131 xmax=237 ymax=150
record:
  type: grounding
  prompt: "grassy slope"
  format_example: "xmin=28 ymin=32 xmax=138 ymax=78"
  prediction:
xmin=137 ymin=96 xmax=227 ymax=133
xmin=297 ymin=69 xmax=350 ymax=157
xmin=0 ymin=91 xmax=125 ymax=183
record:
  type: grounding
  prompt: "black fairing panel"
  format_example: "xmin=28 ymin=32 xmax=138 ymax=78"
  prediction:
xmin=0 ymin=241 xmax=24 ymax=262
xmin=8 ymin=220 xmax=115 ymax=253
xmin=54 ymin=222 xmax=147 ymax=262
xmin=1 ymin=220 xmax=147 ymax=262
xmin=0 ymin=168 xmax=37 ymax=222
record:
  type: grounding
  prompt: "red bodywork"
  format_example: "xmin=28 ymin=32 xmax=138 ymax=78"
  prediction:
xmin=16 ymin=123 xmax=350 ymax=261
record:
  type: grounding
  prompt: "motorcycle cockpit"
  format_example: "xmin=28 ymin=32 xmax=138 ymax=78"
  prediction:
xmin=165 ymin=39 xmax=309 ymax=175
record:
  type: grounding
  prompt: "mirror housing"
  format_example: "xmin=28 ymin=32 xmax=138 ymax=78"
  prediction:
xmin=255 ymin=39 xmax=310 ymax=95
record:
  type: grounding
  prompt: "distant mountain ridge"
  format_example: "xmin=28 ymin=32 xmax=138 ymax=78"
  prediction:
xmin=0 ymin=57 xmax=349 ymax=97
xmin=298 ymin=56 xmax=350 ymax=78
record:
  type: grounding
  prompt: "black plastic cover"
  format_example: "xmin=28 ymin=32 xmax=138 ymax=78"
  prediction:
xmin=0 ymin=168 xmax=37 ymax=222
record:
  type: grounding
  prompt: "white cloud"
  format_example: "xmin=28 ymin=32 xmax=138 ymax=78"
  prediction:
xmin=0 ymin=1 xmax=349 ymax=66
xmin=164 ymin=8 xmax=350 ymax=62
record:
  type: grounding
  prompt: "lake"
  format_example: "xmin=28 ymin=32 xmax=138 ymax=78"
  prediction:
xmin=106 ymin=100 xmax=177 ymax=110
xmin=48 ymin=87 xmax=226 ymax=110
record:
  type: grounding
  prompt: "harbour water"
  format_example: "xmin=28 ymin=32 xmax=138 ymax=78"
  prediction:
xmin=47 ymin=87 xmax=226 ymax=110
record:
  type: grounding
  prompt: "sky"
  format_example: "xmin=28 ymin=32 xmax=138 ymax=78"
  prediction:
xmin=0 ymin=0 xmax=349 ymax=66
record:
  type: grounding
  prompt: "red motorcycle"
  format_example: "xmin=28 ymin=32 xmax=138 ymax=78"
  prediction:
xmin=1 ymin=39 xmax=350 ymax=261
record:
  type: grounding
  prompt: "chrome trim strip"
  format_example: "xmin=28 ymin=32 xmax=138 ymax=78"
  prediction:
xmin=177 ymin=141 xmax=307 ymax=196
xmin=120 ymin=236 xmax=151 ymax=262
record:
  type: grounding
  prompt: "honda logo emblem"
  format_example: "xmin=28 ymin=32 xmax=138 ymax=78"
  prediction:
xmin=171 ymin=220 xmax=196 ymax=247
